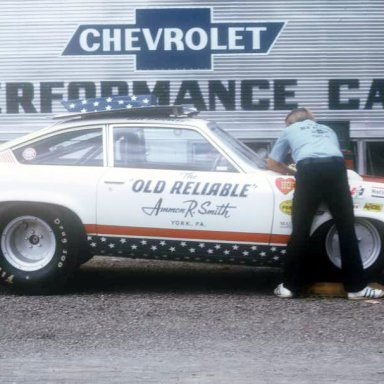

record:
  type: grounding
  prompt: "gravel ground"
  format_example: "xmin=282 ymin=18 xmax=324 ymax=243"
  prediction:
xmin=1 ymin=257 xmax=384 ymax=383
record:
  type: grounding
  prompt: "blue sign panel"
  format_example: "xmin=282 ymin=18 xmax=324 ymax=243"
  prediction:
xmin=63 ymin=8 xmax=286 ymax=70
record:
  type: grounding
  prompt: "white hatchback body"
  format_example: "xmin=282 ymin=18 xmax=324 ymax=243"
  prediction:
xmin=0 ymin=109 xmax=382 ymax=292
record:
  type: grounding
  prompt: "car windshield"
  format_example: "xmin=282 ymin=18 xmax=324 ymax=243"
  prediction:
xmin=209 ymin=123 xmax=266 ymax=169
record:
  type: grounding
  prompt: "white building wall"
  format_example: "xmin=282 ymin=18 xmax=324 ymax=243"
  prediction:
xmin=0 ymin=0 xmax=383 ymax=141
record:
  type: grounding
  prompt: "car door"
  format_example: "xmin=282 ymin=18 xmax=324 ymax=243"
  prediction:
xmin=95 ymin=123 xmax=276 ymax=262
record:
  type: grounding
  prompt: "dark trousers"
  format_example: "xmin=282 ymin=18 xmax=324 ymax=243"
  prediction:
xmin=283 ymin=157 xmax=367 ymax=293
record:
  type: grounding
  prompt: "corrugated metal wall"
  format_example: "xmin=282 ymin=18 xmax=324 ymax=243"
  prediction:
xmin=0 ymin=0 xmax=383 ymax=141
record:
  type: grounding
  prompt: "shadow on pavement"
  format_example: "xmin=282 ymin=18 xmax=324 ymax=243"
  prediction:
xmin=68 ymin=256 xmax=283 ymax=295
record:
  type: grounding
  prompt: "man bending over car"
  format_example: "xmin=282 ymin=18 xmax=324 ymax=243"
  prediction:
xmin=267 ymin=107 xmax=384 ymax=300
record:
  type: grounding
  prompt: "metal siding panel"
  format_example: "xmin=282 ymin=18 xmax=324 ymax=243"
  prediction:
xmin=0 ymin=0 xmax=383 ymax=140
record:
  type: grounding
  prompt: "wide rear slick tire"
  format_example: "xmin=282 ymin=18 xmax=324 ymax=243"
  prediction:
xmin=0 ymin=204 xmax=79 ymax=293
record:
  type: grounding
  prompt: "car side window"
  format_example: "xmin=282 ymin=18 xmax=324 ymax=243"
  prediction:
xmin=13 ymin=128 xmax=103 ymax=166
xmin=113 ymin=126 xmax=237 ymax=172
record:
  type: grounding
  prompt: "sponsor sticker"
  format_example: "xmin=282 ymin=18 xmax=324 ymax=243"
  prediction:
xmin=363 ymin=202 xmax=383 ymax=212
xmin=371 ymin=187 xmax=384 ymax=199
xmin=279 ymin=220 xmax=292 ymax=229
xmin=279 ymin=200 xmax=292 ymax=215
xmin=22 ymin=147 xmax=37 ymax=161
xmin=351 ymin=186 xmax=365 ymax=199
xmin=275 ymin=177 xmax=295 ymax=195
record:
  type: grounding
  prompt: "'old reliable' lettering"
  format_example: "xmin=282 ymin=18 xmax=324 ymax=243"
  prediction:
xmin=132 ymin=179 xmax=251 ymax=197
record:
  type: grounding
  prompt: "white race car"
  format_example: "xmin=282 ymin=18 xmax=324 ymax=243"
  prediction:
xmin=0 ymin=96 xmax=383 ymax=292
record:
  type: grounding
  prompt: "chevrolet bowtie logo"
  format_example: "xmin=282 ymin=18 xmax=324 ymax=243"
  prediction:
xmin=63 ymin=8 xmax=286 ymax=70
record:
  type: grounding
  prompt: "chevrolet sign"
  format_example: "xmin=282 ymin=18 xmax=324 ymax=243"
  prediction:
xmin=63 ymin=8 xmax=286 ymax=70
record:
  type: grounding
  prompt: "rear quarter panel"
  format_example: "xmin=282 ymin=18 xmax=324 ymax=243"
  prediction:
xmin=0 ymin=163 xmax=104 ymax=225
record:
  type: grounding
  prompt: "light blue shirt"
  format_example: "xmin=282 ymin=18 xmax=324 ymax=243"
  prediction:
xmin=269 ymin=119 xmax=343 ymax=164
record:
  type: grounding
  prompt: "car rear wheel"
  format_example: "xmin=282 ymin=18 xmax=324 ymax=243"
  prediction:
xmin=313 ymin=218 xmax=384 ymax=279
xmin=0 ymin=204 xmax=79 ymax=293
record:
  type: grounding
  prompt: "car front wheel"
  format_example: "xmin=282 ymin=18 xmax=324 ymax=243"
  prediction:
xmin=0 ymin=204 xmax=79 ymax=293
xmin=313 ymin=218 xmax=384 ymax=279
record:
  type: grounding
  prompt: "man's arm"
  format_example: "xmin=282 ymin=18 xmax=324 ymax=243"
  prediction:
xmin=266 ymin=158 xmax=296 ymax=175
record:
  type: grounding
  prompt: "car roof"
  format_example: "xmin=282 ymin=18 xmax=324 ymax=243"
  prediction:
xmin=54 ymin=104 xmax=196 ymax=121
xmin=54 ymin=104 xmax=203 ymax=128
xmin=0 ymin=106 xmax=211 ymax=150
xmin=57 ymin=115 xmax=209 ymax=130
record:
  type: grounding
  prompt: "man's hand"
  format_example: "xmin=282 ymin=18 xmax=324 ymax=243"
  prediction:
xmin=266 ymin=158 xmax=296 ymax=175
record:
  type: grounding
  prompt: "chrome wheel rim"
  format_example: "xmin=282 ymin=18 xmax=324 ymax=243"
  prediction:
xmin=1 ymin=215 xmax=56 ymax=272
xmin=325 ymin=218 xmax=381 ymax=270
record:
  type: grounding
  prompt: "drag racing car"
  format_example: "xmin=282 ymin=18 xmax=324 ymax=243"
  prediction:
xmin=0 ymin=95 xmax=383 ymax=293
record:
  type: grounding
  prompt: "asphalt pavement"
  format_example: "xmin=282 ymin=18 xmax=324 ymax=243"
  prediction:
xmin=1 ymin=257 xmax=384 ymax=383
